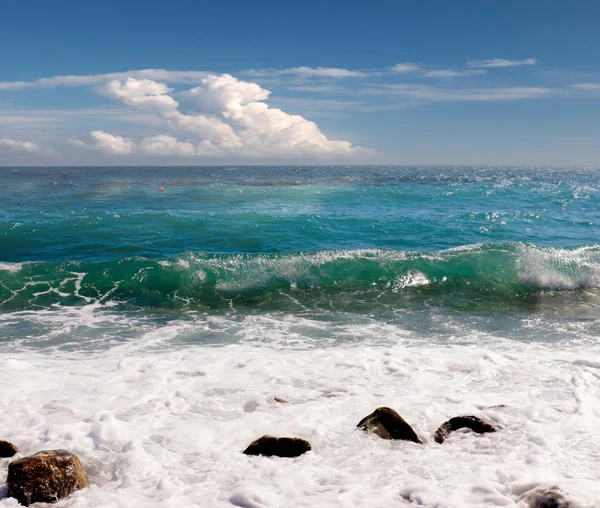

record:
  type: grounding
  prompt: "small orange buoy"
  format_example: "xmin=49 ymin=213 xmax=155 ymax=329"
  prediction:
xmin=159 ymin=187 xmax=164 ymax=192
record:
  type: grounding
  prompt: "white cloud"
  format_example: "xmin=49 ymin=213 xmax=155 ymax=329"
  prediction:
xmin=0 ymin=70 xmax=212 ymax=91
xmin=365 ymin=84 xmax=552 ymax=102
xmin=0 ymin=82 xmax=30 ymax=91
xmin=0 ymin=138 xmax=41 ymax=153
xmin=98 ymin=79 xmax=179 ymax=115
xmin=240 ymin=67 xmax=367 ymax=78
xmin=570 ymin=83 xmax=600 ymax=90
xmin=288 ymin=85 xmax=346 ymax=93
xmin=183 ymin=75 xmax=269 ymax=113
xmin=390 ymin=64 xmax=486 ymax=79
xmin=0 ymin=107 xmax=163 ymax=127
xmin=466 ymin=58 xmax=537 ymax=68
xmin=390 ymin=63 xmax=422 ymax=73
xmin=423 ymin=69 xmax=485 ymax=78
xmin=98 ymin=74 xmax=367 ymax=157
xmin=0 ymin=61 xmax=535 ymax=93
xmin=285 ymin=67 xmax=366 ymax=78
xmin=71 ymin=130 xmax=136 ymax=154
xmin=1 ymin=64 xmax=558 ymax=161
xmin=0 ymin=67 xmax=371 ymax=91
xmin=140 ymin=135 xmax=195 ymax=156
xmin=270 ymin=97 xmax=362 ymax=111
xmin=98 ymin=78 xmax=240 ymax=148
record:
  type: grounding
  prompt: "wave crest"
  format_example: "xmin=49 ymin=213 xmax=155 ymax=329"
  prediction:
xmin=2 ymin=243 xmax=600 ymax=311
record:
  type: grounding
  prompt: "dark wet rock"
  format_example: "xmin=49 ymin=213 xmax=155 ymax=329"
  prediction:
xmin=357 ymin=407 xmax=422 ymax=443
xmin=273 ymin=397 xmax=288 ymax=404
xmin=243 ymin=436 xmax=311 ymax=457
xmin=520 ymin=486 xmax=579 ymax=508
xmin=7 ymin=449 xmax=88 ymax=506
xmin=0 ymin=440 xmax=19 ymax=458
xmin=434 ymin=415 xmax=497 ymax=444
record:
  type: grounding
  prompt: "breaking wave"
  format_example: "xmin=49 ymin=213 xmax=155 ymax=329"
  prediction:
xmin=2 ymin=243 xmax=600 ymax=311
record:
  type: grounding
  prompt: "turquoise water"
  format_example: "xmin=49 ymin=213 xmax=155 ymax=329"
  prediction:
xmin=2 ymin=166 xmax=600 ymax=349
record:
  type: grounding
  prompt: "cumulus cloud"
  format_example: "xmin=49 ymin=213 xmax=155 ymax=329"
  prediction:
xmin=140 ymin=135 xmax=195 ymax=156
xmin=182 ymin=75 xmax=270 ymax=113
xmin=0 ymin=138 xmax=41 ymax=153
xmin=94 ymin=74 xmax=367 ymax=157
xmin=1 ymin=63 xmax=555 ymax=161
xmin=466 ymin=58 xmax=537 ymax=68
xmin=97 ymin=78 xmax=240 ymax=149
xmin=71 ymin=130 xmax=136 ymax=154
xmin=98 ymin=79 xmax=179 ymax=115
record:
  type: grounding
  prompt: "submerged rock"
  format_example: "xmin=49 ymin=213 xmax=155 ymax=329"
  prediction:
xmin=434 ymin=415 xmax=497 ymax=444
xmin=243 ymin=436 xmax=311 ymax=457
xmin=0 ymin=440 xmax=19 ymax=458
xmin=7 ymin=449 xmax=88 ymax=506
xmin=357 ymin=407 xmax=422 ymax=443
xmin=520 ymin=486 xmax=579 ymax=508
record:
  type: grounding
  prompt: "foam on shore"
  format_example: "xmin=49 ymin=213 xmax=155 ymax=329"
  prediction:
xmin=1 ymin=325 xmax=598 ymax=507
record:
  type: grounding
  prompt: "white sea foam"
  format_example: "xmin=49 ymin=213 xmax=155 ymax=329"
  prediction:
xmin=516 ymin=244 xmax=600 ymax=290
xmin=391 ymin=271 xmax=430 ymax=290
xmin=0 ymin=262 xmax=22 ymax=273
xmin=0 ymin=319 xmax=599 ymax=507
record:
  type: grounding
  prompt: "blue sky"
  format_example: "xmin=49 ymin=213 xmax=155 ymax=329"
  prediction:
xmin=1 ymin=0 xmax=599 ymax=165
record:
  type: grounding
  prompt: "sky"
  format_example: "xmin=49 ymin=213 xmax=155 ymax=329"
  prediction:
xmin=1 ymin=0 xmax=599 ymax=166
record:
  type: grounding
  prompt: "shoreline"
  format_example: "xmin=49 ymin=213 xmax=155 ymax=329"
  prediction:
xmin=1 ymin=337 xmax=598 ymax=507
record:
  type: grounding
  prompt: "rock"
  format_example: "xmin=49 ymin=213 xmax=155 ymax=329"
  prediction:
xmin=357 ymin=407 xmax=422 ymax=443
xmin=7 ymin=449 xmax=88 ymax=506
xmin=0 ymin=440 xmax=19 ymax=458
xmin=243 ymin=436 xmax=311 ymax=458
xmin=520 ymin=486 xmax=578 ymax=508
xmin=273 ymin=397 xmax=288 ymax=404
xmin=434 ymin=415 xmax=497 ymax=444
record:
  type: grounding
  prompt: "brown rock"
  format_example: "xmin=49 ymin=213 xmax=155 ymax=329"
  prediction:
xmin=357 ymin=407 xmax=422 ymax=443
xmin=520 ymin=486 xmax=579 ymax=508
xmin=273 ymin=397 xmax=288 ymax=404
xmin=0 ymin=440 xmax=19 ymax=458
xmin=243 ymin=435 xmax=311 ymax=457
xmin=7 ymin=449 xmax=88 ymax=506
xmin=434 ymin=415 xmax=497 ymax=444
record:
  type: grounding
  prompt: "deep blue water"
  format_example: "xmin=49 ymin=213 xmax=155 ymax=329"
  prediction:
xmin=2 ymin=166 xmax=600 ymax=350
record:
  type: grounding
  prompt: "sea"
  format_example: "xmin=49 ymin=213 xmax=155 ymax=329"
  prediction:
xmin=0 ymin=166 xmax=599 ymax=507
